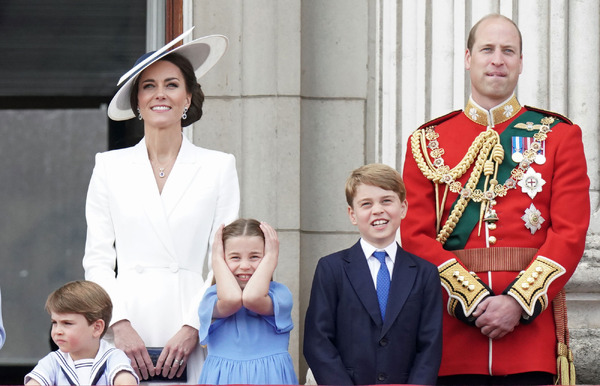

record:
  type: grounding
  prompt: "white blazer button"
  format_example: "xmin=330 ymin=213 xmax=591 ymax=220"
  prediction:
xmin=135 ymin=265 xmax=144 ymax=273
xmin=169 ymin=263 xmax=179 ymax=273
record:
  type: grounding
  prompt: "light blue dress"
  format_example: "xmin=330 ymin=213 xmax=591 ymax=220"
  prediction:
xmin=198 ymin=282 xmax=298 ymax=385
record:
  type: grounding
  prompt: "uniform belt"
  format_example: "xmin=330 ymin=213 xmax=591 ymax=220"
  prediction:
xmin=451 ymin=247 xmax=538 ymax=272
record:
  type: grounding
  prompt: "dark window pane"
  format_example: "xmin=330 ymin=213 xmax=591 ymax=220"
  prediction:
xmin=0 ymin=0 xmax=146 ymax=97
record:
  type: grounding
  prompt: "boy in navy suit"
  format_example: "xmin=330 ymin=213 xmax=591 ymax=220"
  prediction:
xmin=304 ymin=163 xmax=442 ymax=385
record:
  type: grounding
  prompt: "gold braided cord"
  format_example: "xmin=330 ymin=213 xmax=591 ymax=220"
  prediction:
xmin=478 ymin=135 xmax=504 ymax=235
xmin=492 ymin=143 xmax=504 ymax=163
xmin=436 ymin=131 xmax=498 ymax=244
xmin=411 ymin=127 xmax=493 ymax=183
xmin=411 ymin=128 xmax=498 ymax=234
xmin=438 ymin=184 xmax=450 ymax=233
xmin=555 ymin=289 xmax=576 ymax=385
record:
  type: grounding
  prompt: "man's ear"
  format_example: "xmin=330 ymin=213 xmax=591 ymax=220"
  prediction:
xmin=465 ymin=49 xmax=472 ymax=70
xmin=348 ymin=205 xmax=358 ymax=225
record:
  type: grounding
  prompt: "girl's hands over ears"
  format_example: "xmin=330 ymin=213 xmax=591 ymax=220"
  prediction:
xmin=211 ymin=224 xmax=226 ymax=271
xmin=260 ymin=222 xmax=279 ymax=266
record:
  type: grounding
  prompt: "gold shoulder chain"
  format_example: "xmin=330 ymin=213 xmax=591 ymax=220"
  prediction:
xmin=436 ymin=131 xmax=498 ymax=243
xmin=410 ymin=126 xmax=492 ymax=183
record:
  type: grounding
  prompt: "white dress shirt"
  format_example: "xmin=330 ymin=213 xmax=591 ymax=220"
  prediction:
xmin=360 ymin=238 xmax=397 ymax=287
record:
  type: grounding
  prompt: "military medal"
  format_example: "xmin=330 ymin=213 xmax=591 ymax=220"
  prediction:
xmin=522 ymin=203 xmax=545 ymax=234
xmin=518 ymin=167 xmax=545 ymax=199
xmin=512 ymin=136 xmax=524 ymax=163
xmin=525 ymin=137 xmax=546 ymax=165
xmin=535 ymin=140 xmax=546 ymax=164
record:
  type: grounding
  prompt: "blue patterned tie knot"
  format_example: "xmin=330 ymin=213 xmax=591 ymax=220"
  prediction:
xmin=373 ymin=251 xmax=390 ymax=320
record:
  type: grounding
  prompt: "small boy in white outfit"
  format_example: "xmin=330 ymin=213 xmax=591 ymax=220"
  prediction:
xmin=25 ymin=280 xmax=138 ymax=385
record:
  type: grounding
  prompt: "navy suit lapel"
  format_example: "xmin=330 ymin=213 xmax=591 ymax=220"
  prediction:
xmin=380 ymin=246 xmax=417 ymax=337
xmin=344 ymin=242 xmax=383 ymax=326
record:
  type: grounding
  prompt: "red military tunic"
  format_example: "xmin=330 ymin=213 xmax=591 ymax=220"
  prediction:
xmin=401 ymin=94 xmax=589 ymax=377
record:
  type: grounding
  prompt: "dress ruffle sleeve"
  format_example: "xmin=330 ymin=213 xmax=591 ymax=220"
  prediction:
xmin=261 ymin=281 xmax=294 ymax=333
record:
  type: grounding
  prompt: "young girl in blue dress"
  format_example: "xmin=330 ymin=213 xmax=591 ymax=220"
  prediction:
xmin=198 ymin=219 xmax=298 ymax=385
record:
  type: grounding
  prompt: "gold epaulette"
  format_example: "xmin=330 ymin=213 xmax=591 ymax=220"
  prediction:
xmin=439 ymin=259 xmax=490 ymax=317
xmin=507 ymin=256 xmax=566 ymax=316
xmin=524 ymin=105 xmax=572 ymax=125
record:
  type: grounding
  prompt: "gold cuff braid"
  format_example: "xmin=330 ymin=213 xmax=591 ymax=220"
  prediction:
xmin=507 ymin=256 xmax=566 ymax=316
xmin=439 ymin=259 xmax=490 ymax=317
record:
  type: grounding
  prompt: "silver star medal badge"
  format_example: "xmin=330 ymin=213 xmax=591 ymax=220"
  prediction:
xmin=522 ymin=203 xmax=545 ymax=234
xmin=518 ymin=167 xmax=546 ymax=199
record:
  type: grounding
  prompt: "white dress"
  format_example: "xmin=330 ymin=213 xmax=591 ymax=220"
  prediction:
xmin=83 ymin=135 xmax=240 ymax=383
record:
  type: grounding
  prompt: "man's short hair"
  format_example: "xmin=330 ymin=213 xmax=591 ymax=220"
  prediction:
xmin=467 ymin=14 xmax=523 ymax=55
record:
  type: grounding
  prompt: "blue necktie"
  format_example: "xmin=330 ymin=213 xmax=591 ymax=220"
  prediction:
xmin=373 ymin=251 xmax=390 ymax=320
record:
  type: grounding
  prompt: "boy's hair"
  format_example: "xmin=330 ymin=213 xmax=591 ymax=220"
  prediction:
xmin=222 ymin=218 xmax=265 ymax=244
xmin=345 ymin=163 xmax=406 ymax=206
xmin=45 ymin=280 xmax=112 ymax=338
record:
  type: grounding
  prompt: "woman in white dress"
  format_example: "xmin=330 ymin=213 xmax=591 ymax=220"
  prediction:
xmin=83 ymin=29 xmax=239 ymax=383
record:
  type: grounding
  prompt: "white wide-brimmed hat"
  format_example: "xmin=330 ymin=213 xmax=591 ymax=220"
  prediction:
xmin=108 ymin=27 xmax=228 ymax=121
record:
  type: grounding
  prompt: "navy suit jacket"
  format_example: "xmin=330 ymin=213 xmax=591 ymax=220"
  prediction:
xmin=303 ymin=240 xmax=443 ymax=385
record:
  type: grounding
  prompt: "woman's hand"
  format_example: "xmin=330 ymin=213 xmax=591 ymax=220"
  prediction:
xmin=112 ymin=320 xmax=154 ymax=380
xmin=154 ymin=325 xmax=199 ymax=379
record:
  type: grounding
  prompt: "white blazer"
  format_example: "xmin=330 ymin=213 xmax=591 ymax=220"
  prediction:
xmin=83 ymin=135 xmax=239 ymax=382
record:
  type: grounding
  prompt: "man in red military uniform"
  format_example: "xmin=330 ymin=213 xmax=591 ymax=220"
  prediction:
xmin=401 ymin=14 xmax=590 ymax=385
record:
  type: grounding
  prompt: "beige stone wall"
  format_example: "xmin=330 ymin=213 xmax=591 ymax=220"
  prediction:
xmin=190 ymin=0 xmax=600 ymax=383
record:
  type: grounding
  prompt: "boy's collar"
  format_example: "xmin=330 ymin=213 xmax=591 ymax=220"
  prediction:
xmin=360 ymin=238 xmax=397 ymax=262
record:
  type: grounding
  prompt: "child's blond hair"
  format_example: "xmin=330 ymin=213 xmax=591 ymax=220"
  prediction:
xmin=345 ymin=163 xmax=406 ymax=206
